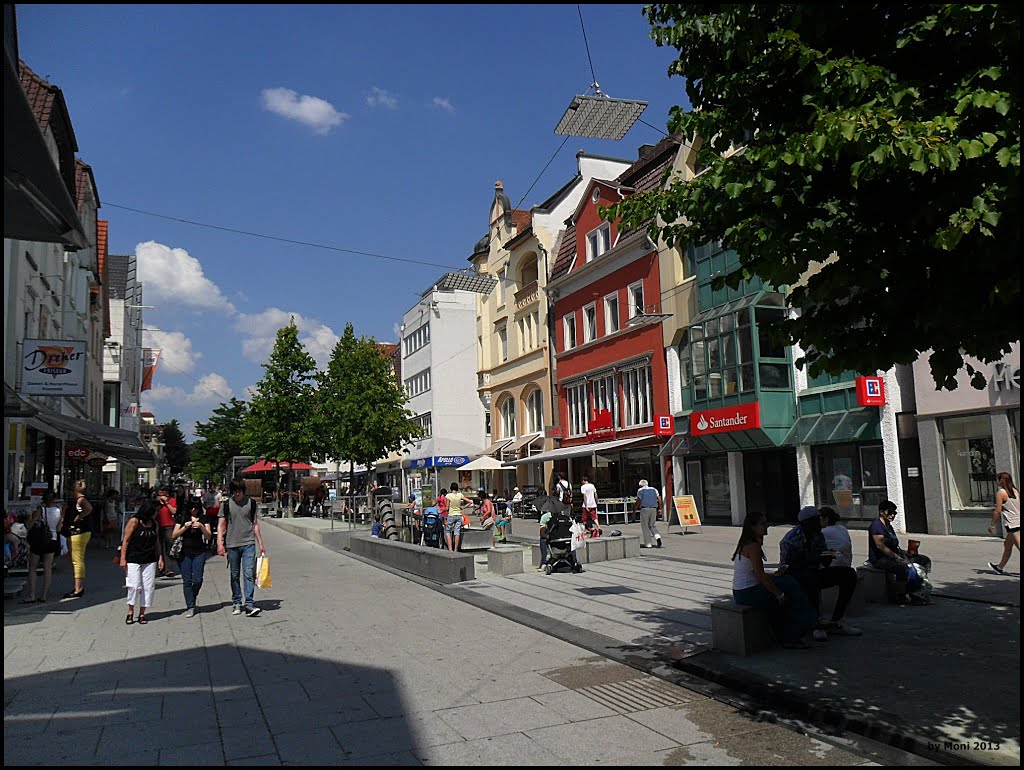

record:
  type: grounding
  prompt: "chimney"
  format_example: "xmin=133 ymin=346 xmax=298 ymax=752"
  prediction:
xmin=638 ymin=144 xmax=656 ymax=160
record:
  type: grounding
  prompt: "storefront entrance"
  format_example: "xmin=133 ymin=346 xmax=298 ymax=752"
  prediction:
xmin=744 ymin=449 xmax=798 ymax=523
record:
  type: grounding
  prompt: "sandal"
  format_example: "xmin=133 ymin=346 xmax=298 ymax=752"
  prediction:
xmin=125 ymin=614 xmax=135 ymax=625
xmin=138 ymin=615 xmax=148 ymax=625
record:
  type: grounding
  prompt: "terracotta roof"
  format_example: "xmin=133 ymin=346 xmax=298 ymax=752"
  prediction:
xmin=549 ymin=222 xmax=577 ymax=281
xmin=74 ymin=158 xmax=99 ymax=211
xmin=511 ymin=209 xmax=532 ymax=232
xmin=97 ymin=220 xmax=110 ymax=337
xmin=615 ymin=134 xmax=684 ymax=191
xmin=18 ymin=61 xmax=57 ymax=127
xmin=19 ymin=60 xmax=79 ymax=196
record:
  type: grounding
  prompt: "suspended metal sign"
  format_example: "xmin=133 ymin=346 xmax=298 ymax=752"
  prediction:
xmin=555 ymin=92 xmax=648 ymax=141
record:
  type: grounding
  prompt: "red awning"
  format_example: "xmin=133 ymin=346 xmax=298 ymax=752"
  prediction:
xmin=241 ymin=460 xmax=314 ymax=474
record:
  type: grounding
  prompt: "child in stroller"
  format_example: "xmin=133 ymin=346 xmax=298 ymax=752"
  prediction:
xmin=542 ymin=507 xmax=583 ymax=575
xmin=420 ymin=502 xmax=443 ymax=549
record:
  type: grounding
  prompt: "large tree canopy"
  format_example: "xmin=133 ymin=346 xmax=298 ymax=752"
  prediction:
xmin=190 ymin=397 xmax=249 ymax=484
xmin=161 ymin=419 xmax=191 ymax=477
xmin=611 ymin=4 xmax=1019 ymax=388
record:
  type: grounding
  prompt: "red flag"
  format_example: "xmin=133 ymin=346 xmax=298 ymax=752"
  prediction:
xmin=141 ymin=348 xmax=161 ymax=392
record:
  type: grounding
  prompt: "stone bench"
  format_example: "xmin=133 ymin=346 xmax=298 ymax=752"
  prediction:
xmin=857 ymin=564 xmax=890 ymax=603
xmin=487 ymin=545 xmax=525 ymax=576
xmin=530 ymin=535 xmax=641 ymax=567
xmin=821 ymin=571 xmax=866 ymax=617
xmin=460 ymin=525 xmax=495 ymax=551
xmin=711 ymin=602 xmax=773 ymax=656
xmin=349 ymin=536 xmax=475 ymax=584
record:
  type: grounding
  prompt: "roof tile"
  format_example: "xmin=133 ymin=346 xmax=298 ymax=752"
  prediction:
xmin=549 ymin=223 xmax=577 ymax=281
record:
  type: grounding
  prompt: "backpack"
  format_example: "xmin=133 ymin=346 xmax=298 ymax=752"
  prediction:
xmin=556 ymin=481 xmax=572 ymax=505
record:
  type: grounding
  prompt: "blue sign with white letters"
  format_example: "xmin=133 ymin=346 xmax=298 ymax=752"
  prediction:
xmin=409 ymin=456 xmax=469 ymax=468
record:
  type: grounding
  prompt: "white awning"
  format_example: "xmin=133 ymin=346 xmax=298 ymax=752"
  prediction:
xmin=503 ymin=435 xmax=654 ymax=465
xmin=482 ymin=437 xmax=513 ymax=456
xmin=501 ymin=432 xmax=544 ymax=457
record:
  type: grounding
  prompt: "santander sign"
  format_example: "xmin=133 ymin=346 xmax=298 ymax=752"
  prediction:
xmin=690 ymin=403 xmax=761 ymax=436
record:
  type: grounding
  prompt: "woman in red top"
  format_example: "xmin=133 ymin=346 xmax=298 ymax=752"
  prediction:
xmin=154 ymin=486 xmax=178 ymax=578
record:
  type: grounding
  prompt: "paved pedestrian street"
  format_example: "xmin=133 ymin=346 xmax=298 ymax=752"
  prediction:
xmin=3 ymin=522 xmax=900 ymax=766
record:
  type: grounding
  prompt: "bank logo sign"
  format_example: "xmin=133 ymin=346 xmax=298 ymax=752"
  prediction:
xmin=690 ymin=402 xmax=761 ymax=436
xmin=20 ymin=339 xmax=86 ymax=396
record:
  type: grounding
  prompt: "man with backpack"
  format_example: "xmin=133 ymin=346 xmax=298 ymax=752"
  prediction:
xmin=217 ymin=478 xmax=266 ymax=617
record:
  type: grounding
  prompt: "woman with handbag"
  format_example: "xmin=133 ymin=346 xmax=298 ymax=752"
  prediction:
xmin=171 ymin=498 xmax=212 ymax=618
xmin=62 ymin=480 xmax=93 ymax=600
xmin=21 ymin=492 xmax=62 ymax=603
xmin=120 ymin=499 xmax=164 ymax=625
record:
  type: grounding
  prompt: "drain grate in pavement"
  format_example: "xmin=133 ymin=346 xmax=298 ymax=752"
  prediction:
xmin=578 ymin=676 xmax=688 ymax=714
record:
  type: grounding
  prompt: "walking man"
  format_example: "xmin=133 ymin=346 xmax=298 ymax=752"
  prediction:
xmin=217 ymin=478 xmax=266 ymax=617
xmin=155 ymin=486 xmax=177 ymax=577
xmin=579 ymin=474 xmax=601 ymax=537
xmin=635 ymin=479 xmax=663 ymax=548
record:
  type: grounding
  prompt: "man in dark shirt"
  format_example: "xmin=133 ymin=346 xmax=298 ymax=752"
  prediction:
xmin=779 ymin=506 xmax=862 ymax=640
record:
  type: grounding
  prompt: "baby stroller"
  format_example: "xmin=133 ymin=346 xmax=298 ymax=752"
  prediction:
xmin=421 ymin=507 xmax=443 ymax=549
xmin=544 ymin=508 xmax=582 ymax=575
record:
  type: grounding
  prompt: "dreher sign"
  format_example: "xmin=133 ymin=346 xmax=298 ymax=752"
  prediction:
xmin=20 ymin=339 xmax=86 ymax=396
xmin=690 ymin=403 xmax=761 ymax=436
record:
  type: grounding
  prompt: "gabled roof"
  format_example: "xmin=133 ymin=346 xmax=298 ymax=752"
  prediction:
xmin=19 ymin=61 xmax=78 ymax=195
xmin=549 ymin=222 xmax=578 ymax=281
xmin=511 ymin=209 xmax=532 ymax=233
xmin=615 ymin=133 xmax=684 ymax=192
xmin=74 ymin=158 xmax=100 ymax=211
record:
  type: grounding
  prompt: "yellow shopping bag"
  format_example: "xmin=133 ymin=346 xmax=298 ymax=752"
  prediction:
xmin=256 ymin=554 xmax=272 ymax=589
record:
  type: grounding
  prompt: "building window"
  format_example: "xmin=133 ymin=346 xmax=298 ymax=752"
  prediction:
xmin=563 ymin=313 xmax=577 ymax=350
xmin=566 ymin=382 xmax=588 ymax=437
xmin=532 ymin=311 xmax=540 ymax=347
xmin=942 ymin=414 xmax=996 ymax=509
xmin=403 ymin=322 xmax=430 ymax=357
xmin=525 ymin=389 xmax=544 ymax=434
xmin=628 ymin=281 xmax=644 ymax=318
xmin=755 ymin=305 xmax=790 ymax=389
xmin=412 ymin=412 xmax=432 ymax=438
xmin=500 ymin=396 xmax=517 ymax=439
xmin=586 ymin=223 xmax=611 ymax=262
xmin=620 ymin=365 xmax=652 ymax=427
xmin=591 ymin=374 xmax=618 ymax=429
xmin=405 ymin=369 xmax=431 ymax=398
xmin=604 ymin=293 xmax=619 ymax=334
xmin=498 ymin=266 xmax=508 ymax=305
xmin=498 ymin=327 xmax=508 ymax=362
xmin=583 ymin=303 xmax=597 ymax=343
xmin=519 ymin=255 xmax=539 ymax=286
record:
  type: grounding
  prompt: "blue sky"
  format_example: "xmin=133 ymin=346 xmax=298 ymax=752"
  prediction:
xmin=18 ymin=4 xmax=689 ymax=440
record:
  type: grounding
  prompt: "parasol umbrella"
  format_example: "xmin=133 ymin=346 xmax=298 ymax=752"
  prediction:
xmin=459 ymin=456 xmax=507 ymax=472
xmin=241 ymin=460 xmax=313 ymax=474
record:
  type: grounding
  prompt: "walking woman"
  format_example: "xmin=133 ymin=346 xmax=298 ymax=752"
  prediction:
xmin=120 ymin=499 xmax=163 ymax=624
xmin=732 ymin=512 xmax=817 ymax=649
xmin=63 ymin=479 xmax=93 ymax=599
xmin=988 ymin=471 xmax=1020 ymax=575
xmin=21 ymin=492 xmax=62 ymax=603
xmin=172 ymin=497 xmax=212 ymax=617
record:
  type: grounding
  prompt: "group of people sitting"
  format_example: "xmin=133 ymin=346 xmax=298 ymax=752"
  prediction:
xmin=409 ymin=484 xmax=514 ymax=550
xmin=732 ymin=499 xmax=929 ymax=650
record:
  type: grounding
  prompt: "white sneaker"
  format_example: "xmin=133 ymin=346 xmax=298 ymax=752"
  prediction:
xmin=830 ymin=621 xmax=862 ymax=636
xmin=812 ymin=629 xmax=828 ymax=642
xmin=185 ymin=608 xmax=196 ymax=619
xmin=641 ymin=544 xmax=655 ymax=549
xmin=654 ymin=536 xmax=663 ymax=548
xmin=231 ymin=606 xmax=242 ymax=615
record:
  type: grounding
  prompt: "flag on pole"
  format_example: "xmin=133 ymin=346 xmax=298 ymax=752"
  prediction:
xmin=141 ymin=349 xmax=161 ymax=391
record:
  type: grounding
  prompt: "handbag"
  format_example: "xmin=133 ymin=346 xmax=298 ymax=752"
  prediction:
xmin=169 ymin=534 xmax=184 ymax=560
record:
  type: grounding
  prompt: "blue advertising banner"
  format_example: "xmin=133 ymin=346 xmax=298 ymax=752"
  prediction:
xmin=409 ymin=456 xmax=469 ymax=469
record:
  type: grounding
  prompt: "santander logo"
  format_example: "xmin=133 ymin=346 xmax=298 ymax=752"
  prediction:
xmin=691 ymin=403 xmax=761 ymax=436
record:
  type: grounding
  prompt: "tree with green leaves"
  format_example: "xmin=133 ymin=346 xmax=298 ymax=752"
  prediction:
xmin=316 ymin=322 xmax=422 ymax=490
xmin=190 ymin=397 xmax=249 ymax=484
xmin=161 ymin=419 xmax=191 ymax=477
xmin=610 ymin=4 xmax=1019 ymax=389
xmin=243 ymin=320 xmax=320 ymax=511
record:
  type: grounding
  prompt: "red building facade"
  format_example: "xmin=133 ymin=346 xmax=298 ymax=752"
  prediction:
xmin=545 ymin=138 xmax=682 ymax=500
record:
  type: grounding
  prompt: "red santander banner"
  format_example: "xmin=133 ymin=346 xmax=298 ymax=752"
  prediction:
xmin=690 ymin=402 xmax=761 ymax=436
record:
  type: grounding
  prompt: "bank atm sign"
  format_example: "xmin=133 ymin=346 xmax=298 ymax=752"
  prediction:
xmin=856 ymin=376 xmax=886 ymax=406
xmin=690 ymin=403 xmax=761 ymax=436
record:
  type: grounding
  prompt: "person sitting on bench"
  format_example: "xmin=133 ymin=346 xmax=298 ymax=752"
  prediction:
xmin=779 ymin=506 xmax=863 ymax=640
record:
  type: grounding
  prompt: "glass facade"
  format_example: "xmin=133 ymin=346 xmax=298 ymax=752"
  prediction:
xmin=811 ymin=442 xmax=887 ymax=523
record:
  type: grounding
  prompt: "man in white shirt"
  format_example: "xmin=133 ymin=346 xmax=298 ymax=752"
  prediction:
xmin=579 ymin=475 xmax=601 ymax=537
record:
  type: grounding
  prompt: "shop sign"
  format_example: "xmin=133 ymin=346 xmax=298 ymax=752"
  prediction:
xmin=586 ymin=409 xmax=615 ymax=441
xmin=88 ymin=457 xmax=108 ymax=468
xmin=65 ymin=446 xmax=91 ymax=460
xmin=856 ymin=375 xmax=886 ymax=406
xmin=409 ymin=456 xmax=469 ymax=468
xmin=545 ymin=425 xmax=563 ymax=439
xmin=690 ymin=402 xmax=761 ymax=437
xmin=654 ymin=414 xmax=674 ymax=436
xmin=20 ymin=339 xmax=86 ymax=396
xmin=991 ymin=362 xmax=1020 ymax=391
xmin=672 ymin=495 xmax=702 ymax=527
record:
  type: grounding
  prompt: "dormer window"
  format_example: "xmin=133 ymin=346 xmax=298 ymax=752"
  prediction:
xmin=586 ymin=223 xmax=611 ymax=263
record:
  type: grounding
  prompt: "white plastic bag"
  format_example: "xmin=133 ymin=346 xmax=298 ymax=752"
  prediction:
xmin=569 ymin=521 xmax=586 ymax=552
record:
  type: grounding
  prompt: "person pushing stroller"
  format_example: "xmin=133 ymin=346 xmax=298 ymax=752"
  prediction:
xmin=540 ymin=501 xmax=583 ymax=575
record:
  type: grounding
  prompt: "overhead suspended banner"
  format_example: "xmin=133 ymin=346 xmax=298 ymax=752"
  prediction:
xmin=141 ymin=348 xmax=162 ymax=392
xmin=20 ymin=339 xmax=86 ymax=396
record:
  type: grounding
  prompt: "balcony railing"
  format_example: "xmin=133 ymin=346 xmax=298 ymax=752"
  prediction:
xmin=514 ymin=281 xmax=539 ymax=308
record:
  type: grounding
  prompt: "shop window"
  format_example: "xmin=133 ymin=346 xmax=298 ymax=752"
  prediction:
xmin=620 ymin=365 xmax=652 ymax=427
xmin=566 ymin=382 xmax=588 ymax=437
xmin=591 ymin=374 xmax=619 ymax=429
xmin=942 ymin=414 xmax=996 ymax=509
xmin=813 ymin=443 xmax=887 ymax=519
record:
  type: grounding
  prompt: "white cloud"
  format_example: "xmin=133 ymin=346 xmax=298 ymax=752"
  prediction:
xmin=141 ymin=329 xmax=200 ymax=374
xmin=234 ymin=308 xmax=339 ymax=368
xmin=135 ymin=241 xmax=235 ymax=312
xmin=142 ymin=372 xmax=233 ymax=407
xmin=366 ymin=86 xmax=398 ymax=109
xmin=432 ymin=97 xmax=455 ymax=113
xmin=261 ymin=87 xmax=349 ymax=135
